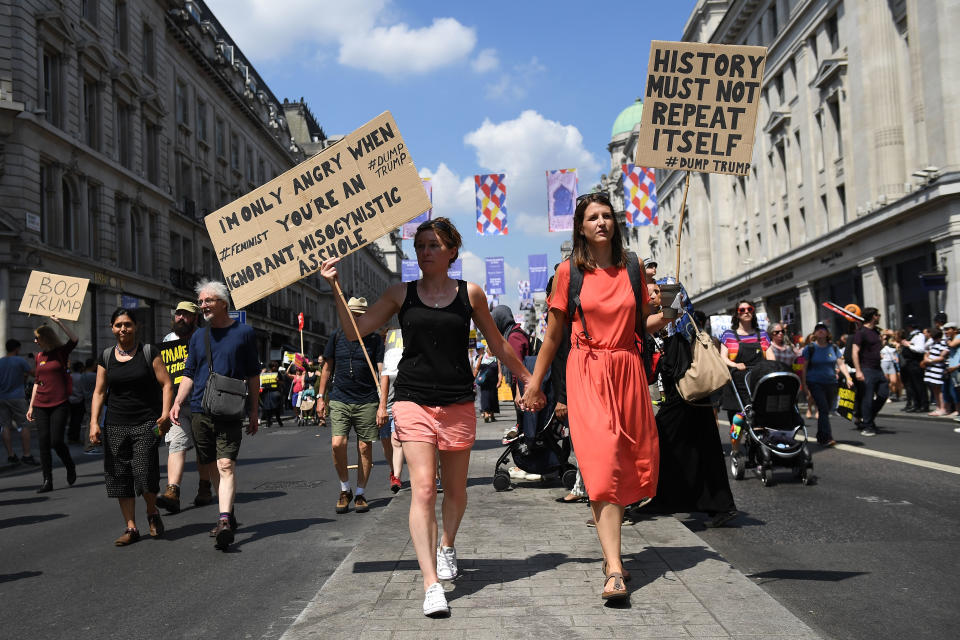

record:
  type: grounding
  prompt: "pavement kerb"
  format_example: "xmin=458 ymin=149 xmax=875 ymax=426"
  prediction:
xmin=279 ymin=419 xmax=824 ymax=640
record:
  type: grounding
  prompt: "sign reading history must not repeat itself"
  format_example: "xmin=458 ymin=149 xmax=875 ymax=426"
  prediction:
xmin=205 ymin=111 xmax=432 ymax=309
xmin=635 ymin=41 xmax=767 ymax=176
xmin=18 ymin=270 xmax=89 ymax=321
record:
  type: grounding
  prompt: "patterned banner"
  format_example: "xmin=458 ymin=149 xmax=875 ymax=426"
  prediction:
xmin=547 ymin=169 xmax=577 ymax=232
xmin=485 ymin=256 xmax=505 ymax=294
xmin=621 ymin=164 xmax=658 ymax=227
xmin=401 ymin=259 xmax=420 ymax=282
xmin=402 ymin=177 xmax=432 ymax=239
xmin=475 ymin=173 xmax=508 ymax=235
xmin=518 ymin=280 xmax=533 ymax=310
xmin=447 ymin=259 xmax=462 ymax=280
xmin=528 ymin=254 xmax=548 ymax=293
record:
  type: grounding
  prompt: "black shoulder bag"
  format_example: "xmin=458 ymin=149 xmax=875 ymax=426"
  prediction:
xmin=200 ymin=328 xmax=249 ymax=421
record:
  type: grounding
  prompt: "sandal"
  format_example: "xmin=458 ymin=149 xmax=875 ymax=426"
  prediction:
xmin=601 ymin=560 xmax=631 ymax=582
xmin=601 ymin=572 xmax=628 ymax=600
xmin=555 ymin=494 xmax=587 ymax=504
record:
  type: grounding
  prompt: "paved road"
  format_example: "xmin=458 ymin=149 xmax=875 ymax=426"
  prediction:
xmin=692 ymin=409 xmax=960 ymax=640
xmin=0 ymin=417 xmax=400 ymax=640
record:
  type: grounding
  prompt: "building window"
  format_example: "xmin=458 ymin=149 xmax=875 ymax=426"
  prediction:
xmin=183 ymin=237 xmax=193 ymax=272
xmin=116 ymin=100 xmax=132 ymax=168
xmin=807 ymin=34 xmax=818 ymax=70
xmin=39 ymin=166 xmax=48 ymax=242
xmin=814 ymin=111 xmax=825 ymax=172
xmin=130 ymin=209 xmax=141 ymax=273
xmin=767 ymin=4 xmax=779 ymax=40
xmin=837 ymin=184 xmax=847 ymax=222
xmin=142 ymin=24 xmax=155 ymax=77
xmin=179 ymin=158 xmax=193 ymax=206
xmin=82 ymin=0 xmax=98 ymax=25
xmin=258 ymin=159 xmax=265 ymax=185
xmin=200 ymin=173 xmax=211 ymax=213
xmin=115 ymin=1 xmax=128 ymax=53
xmin=202 ymin=246 xmax=214 ymax=279
xmin=820 ymin=194 xmax=829 ymax=230
xmin=230 ymin=132 xmax=239 ymax=170
xmin=215 ymin=117 xmax=225 ymax=158
xmin=794 ymin=130 xmax=803 ymax=185
xmin=783 ymin=216 xmax=791 ymax=249
xmin=145 ymin=122 xmax=159 ymax=184
xmin=83 ymin=78 xmax=100 ymax=149
xmin=62 ymin=179 xmax=74 ymax=251
xmin=825 ymin=12 xmax=840 ymax=52
xmin=827 ymin=96 xmax=843 ymax=158
xmin=42 ymin=51 xmax=62 ymax=127
xmin=246 ymin=146 xmax=254 ymax=182
xmin=773 ymin=73 xmax=784 ymax=106
xmin=196 ymin=99 xmax=208 ymax=142
xmin=87 ymin=184 xmax=100 ymax=257
xmin=175 ymin=80 xmax=189 ymax=126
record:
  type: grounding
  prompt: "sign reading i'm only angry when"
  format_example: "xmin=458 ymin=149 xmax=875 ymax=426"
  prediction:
xmin=635 ymin=41 xmax=767 ymax=176
xmin=205 ymin=111 xmax=431 ymax=309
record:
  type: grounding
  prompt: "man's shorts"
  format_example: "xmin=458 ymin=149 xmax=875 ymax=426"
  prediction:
xmin=393 ymin=401 xmax=476 ymax=451
xmin=378 ymin=416 xmax=393 ymax=441
xmin=329 ymin=401 xmax=379 ymax=442
xmin=0 ymin=398 xmax=28 ymax=432
xmin=191 ymin=411 xmax=243 ymax=464
xmin=165 ymin=406 xmax=193 ymax=454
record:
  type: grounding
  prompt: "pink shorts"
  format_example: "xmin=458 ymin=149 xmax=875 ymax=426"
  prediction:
xmin=392 ymin=401 xmax=476 ymax=451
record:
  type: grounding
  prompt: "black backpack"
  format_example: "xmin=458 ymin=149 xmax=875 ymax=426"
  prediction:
xmin=506 ymin=324 xmax=541 ymax=358
xmin=567 ymin=251 xmax=654 ymax=380
xmin=102 ymin=343 xmax=155 ymax=374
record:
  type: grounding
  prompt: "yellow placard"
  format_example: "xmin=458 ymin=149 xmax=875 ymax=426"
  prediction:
xmin=497 ymin=377 xmax=513 ymax=402
xmin=635 ymin=41 xmax=767 ymax=176
xmin=18 ymin=270 xmax=89 ymax=321
xmin=205 ymin=111 xmax=431 ymax=309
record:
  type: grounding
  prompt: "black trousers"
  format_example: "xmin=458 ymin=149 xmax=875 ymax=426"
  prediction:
xmin=901 ymin=360 xmax=927 ymax=409
xmin=67 ymin=401 xmax=85 ymax=441
xmin=34 ymin=402 xmax=75 ymax=478
xmin=860 ymin=368 xmax=890 ymax=430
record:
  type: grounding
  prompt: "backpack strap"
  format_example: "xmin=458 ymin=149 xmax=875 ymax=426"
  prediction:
xmin=101 ymin=346 xmax=114 ymax=374
xmin=566 ymin=258 xmax=591 ymax=341
xmin=142 ymin=343 xmax=154 ymax=366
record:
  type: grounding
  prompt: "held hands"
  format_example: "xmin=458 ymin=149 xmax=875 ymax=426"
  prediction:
xmin=520 ymin=386 xmax=546 ymax=413
xmin=319 ymin=258 xmax=341 ymax=285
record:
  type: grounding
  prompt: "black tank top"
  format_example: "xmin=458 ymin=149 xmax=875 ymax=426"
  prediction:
xmin=394 ymin=280 xmax=475 ymax=406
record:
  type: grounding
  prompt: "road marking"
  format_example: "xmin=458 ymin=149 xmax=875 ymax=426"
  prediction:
xmin=855 ymin=495 xmax=912 ymax=505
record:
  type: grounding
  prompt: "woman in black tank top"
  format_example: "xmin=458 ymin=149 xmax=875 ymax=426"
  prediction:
xmin=321 ymin=217 xmax=532 ymax=618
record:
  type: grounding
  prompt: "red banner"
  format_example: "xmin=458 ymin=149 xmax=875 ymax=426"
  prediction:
xmin=298 ymin=312 xmax=304 ymax=331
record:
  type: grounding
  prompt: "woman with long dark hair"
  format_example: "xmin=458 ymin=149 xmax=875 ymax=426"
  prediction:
xmin=27 ymin=316 xmax=78 ymax=493
xmin=89 ymin=308 xmax=173 ymax=545
xmin=720 ymin=300 xmax=775 ymax=452
xmin=801 ymin=322 xmax=852 ymax=446
xmin=522 ymin=193 xmax=659 ymax=601
xmin=319 ymin=217 xmax=531 ymax=618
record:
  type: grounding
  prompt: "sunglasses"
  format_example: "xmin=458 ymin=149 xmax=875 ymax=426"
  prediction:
xmin=771 ymin=330 xmax=784 ymax=335
xmin=576 ymin=191 xmax=611 ymax=204
xmin=737 ymin=306 xmax=755 ymax=313
xmin=417 ymin=219 xmax=452 ymax=234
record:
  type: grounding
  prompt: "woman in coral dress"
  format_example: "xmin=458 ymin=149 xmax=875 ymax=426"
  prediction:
xmin=522 ymin=192 xmax=658 ymax=601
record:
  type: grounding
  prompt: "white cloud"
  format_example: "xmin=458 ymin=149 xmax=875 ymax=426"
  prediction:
xmin=471 ymin=48 xmax=499 ymax=73
xmin=485 ymin=56 xmax=546 ymax=100
xmin=205 ymin=0 xmax=475 ymax=75
xmin=419 ymin=163 xmax=475 ymax=216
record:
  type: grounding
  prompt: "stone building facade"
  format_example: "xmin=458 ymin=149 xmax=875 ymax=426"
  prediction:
xmin=603 ymin=0 xmax=959 ymax=335
xmin=0 ymin=0 xmax=398 ymax=362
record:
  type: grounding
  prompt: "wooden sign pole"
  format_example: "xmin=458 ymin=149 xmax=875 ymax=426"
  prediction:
xmin=674 ymin=171 xmax=692 ymax=278
xmin=333 ymin=280 xmax=382 ymax=400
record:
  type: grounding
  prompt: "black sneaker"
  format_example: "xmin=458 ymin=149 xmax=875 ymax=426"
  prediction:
xmin=6 ymin=455 xmax=19 ymax=465
xmin=20 ymin=455 xmax=39 ymax=466
xmin=706 ymin=510 xmax=739 ymax=528
xmin=213 ymin=518 xmax=235 ymax=550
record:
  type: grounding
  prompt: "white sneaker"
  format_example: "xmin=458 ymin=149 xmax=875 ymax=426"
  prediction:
xmin=436 ymin=545 xmax=458 ymax=580
xmin=508 ymin=466 xmax=526 ymax=480
xmin=523 ymin=472 xmax=542 ymax=481
xmin=422 ymin=582 xmax=449 ymax=617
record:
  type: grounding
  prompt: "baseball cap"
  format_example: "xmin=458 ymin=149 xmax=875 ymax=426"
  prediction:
xmin=175 ymin=301 xmax=199 ymax=314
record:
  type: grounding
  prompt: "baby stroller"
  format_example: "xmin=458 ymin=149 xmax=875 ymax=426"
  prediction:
xmin=297 ymin=390 xmax=318 ymax=426
xmin=728 ymin=361 xmax=814 ymax=486
xmin=492 ymin=356 xmax=578 ymax=491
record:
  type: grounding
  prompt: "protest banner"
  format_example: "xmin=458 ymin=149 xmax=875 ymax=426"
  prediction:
xmin=159 ymin=339 xmax=189 ymax=386
xmin=528 ymin=254 xmax=548 ymax=292
xmin=385 ymin=328 xmax=404 ymax=351
xmin=447 ymin=259 xmax=463 ymax=280
xmin=635 ymin=40 xmax=767 ymax=176
xmin=205 ymin=111 xmax=432 ymax=309
xmin=485 ymin=257 xmax=505 ymax=295
xmin=401 ymin=177 xmax=432 ymax=239
xmin=401 ymin=259 xmax=420 ymax=283
xmin=546 ymin=169 xmax=577 ymax=232
xmin=837 ymin=384 xmax=857 ymax=422
xmin=18 ymin=270 xmax=89 ymax=322
xmin=260 ymin=371 xmax=279 ymax=390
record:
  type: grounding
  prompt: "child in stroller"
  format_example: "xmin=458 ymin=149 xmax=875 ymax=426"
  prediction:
xmin=492 ymin=355 xmax=578 ymax=491
xmin=728 ymin=360 xmax=814 ymax=486
xmin=298 ymin=388 xmax=318 ymax=426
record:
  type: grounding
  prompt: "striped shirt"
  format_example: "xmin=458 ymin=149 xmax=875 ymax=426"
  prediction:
xmin=924 ymin=339 xmax=947 ymax=385
xmin=721 ymin=329 xmax=771 ymax=361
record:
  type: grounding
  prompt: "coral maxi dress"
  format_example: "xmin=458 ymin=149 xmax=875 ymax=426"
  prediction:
xmin=550 ymin=261 xmax=659 ymax=505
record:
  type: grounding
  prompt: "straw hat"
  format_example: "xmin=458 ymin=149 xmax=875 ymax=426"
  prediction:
xmin=347 ymin=297 xmax=368 ymax=314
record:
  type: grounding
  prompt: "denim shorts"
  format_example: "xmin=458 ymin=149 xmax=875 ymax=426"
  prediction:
xmin=881 ymin=360 xmax=898 ymax=376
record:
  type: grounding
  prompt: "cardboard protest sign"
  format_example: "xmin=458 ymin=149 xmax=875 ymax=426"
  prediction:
xmin=205 ymin=111 xmax=432 ymax=309
xmin=159 ymin=339 xmax=189 ymax=386
xmin=18 ymin=270 xmax=89 ymax=321
xmin=635 ymin=41 xmax=767 ymax=176
xmin=837 ymin=384 xmax=857 ymax=422
xmin=260 ymin=371 xmax=279 ymax=390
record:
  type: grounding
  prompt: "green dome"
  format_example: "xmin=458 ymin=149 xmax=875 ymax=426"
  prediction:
xmin=611 ymin=99 xmax=643 ymax=139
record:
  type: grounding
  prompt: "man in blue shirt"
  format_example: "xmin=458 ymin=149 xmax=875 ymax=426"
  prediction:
xmin=317 ymin=297 xmax=384 ymax=515
xmin=171 ymin=280 xmax=260 ymax=550
xmin=0 ymin=339 xmax=38 ymax=466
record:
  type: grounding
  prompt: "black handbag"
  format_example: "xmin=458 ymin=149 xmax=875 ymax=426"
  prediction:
xmin=200 ymin=328 xmax=248 ymax=421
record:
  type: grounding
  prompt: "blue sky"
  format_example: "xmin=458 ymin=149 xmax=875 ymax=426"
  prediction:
xmin=207 ymin=0 xmax=697 ymax=309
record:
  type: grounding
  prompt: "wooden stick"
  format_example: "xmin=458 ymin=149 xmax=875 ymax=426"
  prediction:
xmin=674 ymin=171 xmax=692 ymax=279
xmin=333 ymin=280 xmax=382 ymax=399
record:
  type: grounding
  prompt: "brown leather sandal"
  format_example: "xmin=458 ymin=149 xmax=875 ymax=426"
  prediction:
xmin=602 ymin=560 xmax=631 ymax=582
xmin=601 ymin=572 xmax=628 ymax=600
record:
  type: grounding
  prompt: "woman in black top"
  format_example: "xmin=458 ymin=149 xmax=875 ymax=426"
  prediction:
xmin=89 ymin=308 xmax=173 ymax=546
xmin=320 ymin=217 xmax=531 ymax=618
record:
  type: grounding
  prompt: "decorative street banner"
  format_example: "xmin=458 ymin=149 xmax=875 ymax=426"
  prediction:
xmin=485 ymin=256 xmax=505 ymax=295
xmin=475 ymin=173 xmax=507 ymax=235
xmin=622 ymin=164 xmax=658 ymax=226
xmin=635 ymin=41 xmax=767 ymax=176
xmin=159 ymin=339 xmax=189 ymax=386
xmin=401 ymin=259 xmax=420 ymax=282
xmin=546 ymin=169 xmax=577 ymax=232
xmin=528 ymin=254 xmax=548 ymax=292
xmin=402 ymin=177 xmax=432 ymax=239
xmin=518 ymin=280 xmax=533 ymax=310
xmin=18 ymin=270 xmax=89 ymax=321
xmin=709 ymin=315 xmax=732 ymax=341
xmin=205 ymin=111 xmax=432 ymax=309
xmin=447 ymin=259 xmax=462 ymax=280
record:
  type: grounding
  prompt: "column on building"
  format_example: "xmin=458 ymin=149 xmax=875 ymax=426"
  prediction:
xmin=797 ymin=281 xmax=817 ymax=336
xmin=935 ymin=236 xmax=960 ymax=322
xmin=861 ymin=0 xmax=907 ymax=199
xmin=859 ymin=258 xmax=887 ymax=320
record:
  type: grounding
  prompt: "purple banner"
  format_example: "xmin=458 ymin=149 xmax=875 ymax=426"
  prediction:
xmin=547 ymin=169 xmax=577 ymax=232
xmin=485 ymin=256 xmax=505 ymax=295
xmin=401 ymin=259 xmax=420 ymax=282
xmin=402 ymin=178 xmax=432 ymax=239
xmin=528 ymin=254 xmax=548 ymax=293
xmin=447 ymin=259 xmax=462 ymax=280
